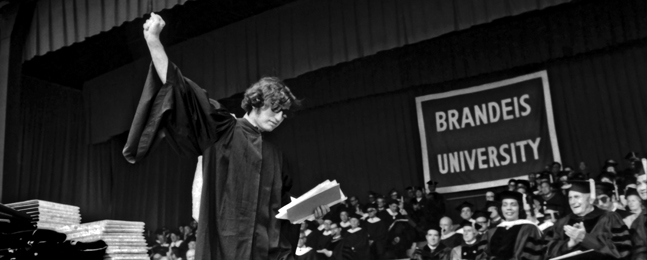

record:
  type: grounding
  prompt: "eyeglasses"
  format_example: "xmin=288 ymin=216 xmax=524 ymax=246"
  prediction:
xmin=597 ymin=196 xmax=610 ymax=204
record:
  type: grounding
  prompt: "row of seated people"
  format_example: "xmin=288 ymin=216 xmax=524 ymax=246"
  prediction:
xmin=149 ymin=222 xmax=197 ymax=260
xmin=295 ymin=170 xmax=646 ymax=259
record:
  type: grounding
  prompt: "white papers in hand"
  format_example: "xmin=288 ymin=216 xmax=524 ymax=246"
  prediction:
xmin=276 ymin=180 xmax=346 ymax=224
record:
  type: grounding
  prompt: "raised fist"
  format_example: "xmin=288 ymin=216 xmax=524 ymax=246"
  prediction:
xmin=143 ymin=12 xmax=165 ymax=43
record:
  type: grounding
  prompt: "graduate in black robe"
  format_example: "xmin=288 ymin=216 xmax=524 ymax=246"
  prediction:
xmin=478 ymin=191 xmax=545 ymax=260
xmin=125 ymin=13 xmax=329 ymax=260
xmin=344 ymin=215 xmax=370 ymax=260
xmin=362 ymin=204 xmax=387 ymax=259
xmin=545 ymin=180 xmax=632 ymax=259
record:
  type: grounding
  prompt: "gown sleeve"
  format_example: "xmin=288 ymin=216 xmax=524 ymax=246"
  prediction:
xmin=123 ymin=61 xmax=236 ymax=163
xmin=630 ymin=214 xmax=647 ymax=260
xmin=578 ymin=213 xmax=632 ymax=259
xmin=513 ymin=224 xmax=546 ymax=260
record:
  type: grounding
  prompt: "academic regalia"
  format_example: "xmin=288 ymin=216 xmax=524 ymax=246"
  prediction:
xmin=123 ymin=62 xmax=294 ymax=260
xmin=384 ymin=220 xmax=417 ymax=259
xmin=441 ymin=232 xmax=463 ymax=249
xmin=377 ymin=208 xmax=406 ymax=228
xmin=479 ymin=220 xmax=545 ymax=260
xmin=320 ymin=236 xmax=346 ymax=260
xmin=630 ymin=212 xmax=647 ymax=260
xmin=363 ymin=217 xmax=387 ymax=259
xmin=294 ymin=247 xmax=317 ymax=260
xmin=413 ymin=242 xmax=452 ymax=260
xmin=545 ymin=207 xmax=632 ymax=259
xmin=339 ymin=221 xmax=352 ymax=235
xmin=344 ymin=227 xmax=370 ymax=260
xmin=450 ymin=240 xmax=485 ymax=260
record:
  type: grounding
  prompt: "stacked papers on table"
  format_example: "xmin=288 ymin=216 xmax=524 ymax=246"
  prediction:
xmin=57 ymin=220 xmax=148 ymax=260
xmin=5 ymin=199 xmax=81 ymax=230
xmin=277 ymin=180 xmax=346 ymax=224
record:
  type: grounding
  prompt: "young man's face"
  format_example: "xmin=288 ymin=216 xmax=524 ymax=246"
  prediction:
xmin=460 ymin=207 xmax=473 ymax=220
xmin=425 ymin=230 xmax=440 ymax=247
xmin=340 ymin=211 xmax=349 ymax=222
xmin=539 ymin=182 xmax=552 ymax=196
xmin=250 ymin=105 xmax=285 ymax=132
xmin=350 ymin=218 xmax=360 ymax=228
xmin=389 ymin=203 xmax=399 ymax=212
xmin=377 ymin=198 xmax=385 ymax=207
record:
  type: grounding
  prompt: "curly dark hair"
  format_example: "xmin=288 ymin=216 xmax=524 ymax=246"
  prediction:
xmin=241 ymin=77 xmax=301 ymax=115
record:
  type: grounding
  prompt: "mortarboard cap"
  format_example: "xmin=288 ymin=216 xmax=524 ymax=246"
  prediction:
xmin=595 ymin=172 xmax=615 ymax=183
xmin=426 ymin=224 xmax=442 ymax=233
xmin=626 ymin=152 xmax=640 ymax=161
xmin=484 ymin=201 xmax=498 ymax=210
xmin=427 ymin=180 xmax=439 ymax=185
xmin=458 ymin=220 xmax=473 ymax=228
xmin=508 ymin=179 xmax=517 ymax=184
xmin=603 ymin=159 xmax=618 ymax=168
xmin=498 ymin=190 xmax=523 ymax=204
xmin=516 ymin=180 xmax=530 ymax=189
xmin=455 ymin=201 xmax=474 ymax=212
xmin=567 ymin=179 xmax=596 ymax=198
xmin=405 ymin=186 xmax=414 ymax=191
xmin=387 ymin=199 xmax=399 ymax=206
xmin=472 ymin=210 xmax=488 ymax=219
xmin=595 ymin=182 xmax=615 ymax=197
xmin=537 ymin=172 xmax=552 ymax=183
xmin=625 ymin=188 xmax=640 ymax=198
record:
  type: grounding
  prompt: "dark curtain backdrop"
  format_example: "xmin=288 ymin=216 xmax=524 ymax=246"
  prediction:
xmin=4 ymin=0 xmax=647 ymax=229
xmin=2 ymin=76 xmax=196 ymax=232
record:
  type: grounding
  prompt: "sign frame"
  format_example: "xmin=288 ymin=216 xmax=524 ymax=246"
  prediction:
xmin=415 ymin=70 xmax=560 ymax=193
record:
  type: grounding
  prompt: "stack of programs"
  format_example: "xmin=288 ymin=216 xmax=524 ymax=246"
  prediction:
xmin=277 ymin=180 xmax=346 ymax=223
xmin=57 ymin=220 xmax=148 ymax=260
xmin=5 ymin=200 xmax=81 ymax=230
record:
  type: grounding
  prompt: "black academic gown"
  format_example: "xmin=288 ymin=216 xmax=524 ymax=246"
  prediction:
xmin=413 ymin=242 xmax=451 ymax=260
xmin=450 ymin=240 xmax=484 ymax=260
xmin=542 ymin=192 xmax=571 ymax=217
xmin=545 ymin=207 xmax=632 ymax=259
xmin=630 ymin=212 xmax=647 ymax=260
xmin=441 ymin=233 xmax=463 ymax=249
xmin=363 ymin=217 xmax=388 ymax=259
xmin=123 ymin=62 xmax=294 ymax=260
xmin=479 ymin=222 xmax=545 ymax=260
xmin=294 ymin=247 xmax=317 ymax=260
xmin=344 ymin=228 xmax=370 ymax=260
